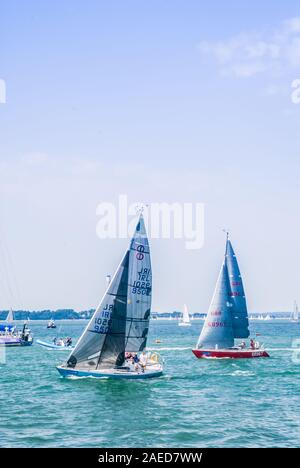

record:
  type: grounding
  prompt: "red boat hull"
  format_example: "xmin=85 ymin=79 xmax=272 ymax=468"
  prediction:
xmin=192 ymin=348 xmax=270 ymax=359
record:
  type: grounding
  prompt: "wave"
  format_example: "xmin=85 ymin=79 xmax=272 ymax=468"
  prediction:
xmin=148 ymin=346 xmax=192 ymax=351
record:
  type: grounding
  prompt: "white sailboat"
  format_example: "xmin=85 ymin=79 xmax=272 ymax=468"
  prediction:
xmin=57 ymin=214 xmax=163 ymax=379
xmin=6 ymin=308 xmax=14 ymax=323
xmin=264 ymin=314 xmax=272 ymax=321
xmin=0 ymin=308 xmax=33 ymax=347
xmin=291 ymin=301 xmax=299 ymax=322
xmin=178 ymin=304 xmax=191 ymax=327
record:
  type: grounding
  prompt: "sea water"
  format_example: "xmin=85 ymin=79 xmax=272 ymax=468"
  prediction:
xmin=0 ymin=320 xmax=299 ymax=447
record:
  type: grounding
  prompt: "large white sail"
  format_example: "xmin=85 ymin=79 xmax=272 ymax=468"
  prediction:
xmin=291 ymin=301 xmax=299 ymax=321
xmin=225 ymin=238 xmax=250 ymax=338
xmin=197 ymin=262 xmax=234 ymax=349
xmin=125 ymin=215 xmax=152 ymax=352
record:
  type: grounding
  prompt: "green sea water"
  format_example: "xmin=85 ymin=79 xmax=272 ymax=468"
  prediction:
xmin=0 ymin=320 xmax=300 ymax=448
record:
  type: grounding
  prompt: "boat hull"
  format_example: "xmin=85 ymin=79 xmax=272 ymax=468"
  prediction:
xmin=0 ymin=337 xmax=33 ymax=347
xmin=192 ymin=348 xmax=270 ymax=359
xmin=178 ymin=323 xmax=191 ymax=327
xmin=56 ymin=365 xmax=163 ymax=380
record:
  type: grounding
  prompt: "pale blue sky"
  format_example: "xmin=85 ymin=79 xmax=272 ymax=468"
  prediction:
xmin=0 ymin=1 xmax=300 ymax=312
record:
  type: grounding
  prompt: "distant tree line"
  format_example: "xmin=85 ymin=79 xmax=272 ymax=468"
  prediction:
xmin=0 ymin=309 xmax=95 ymax=320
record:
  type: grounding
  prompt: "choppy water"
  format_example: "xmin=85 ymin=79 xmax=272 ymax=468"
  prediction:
xmin=0 ymin=320 xmax=300 ymax=448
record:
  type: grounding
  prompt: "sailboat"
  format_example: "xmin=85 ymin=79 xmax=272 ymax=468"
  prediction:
xmin=57 ymin=214 xmax=164 ymax=379
xmin=0 ymin=308 xmax=33 ymax=347
xmin=6 ymin=308 xmax=14 ymax=323
xmin=178 ymin=304 xmax=191 ymax=327
xmin=192 ymin=234 xmax=269 ymax=359
xmin=0 ymin=309 xmax=15 ymax=334
xmin=290 ymin=301 xmax=299 ymax=322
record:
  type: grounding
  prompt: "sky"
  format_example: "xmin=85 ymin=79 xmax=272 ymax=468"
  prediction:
xmin=0 ymin=0 xmax=300 ymax=313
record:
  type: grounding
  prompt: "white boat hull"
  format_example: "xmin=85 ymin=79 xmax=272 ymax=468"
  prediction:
xmin=56 ymin=363 xmax=163 ymax=379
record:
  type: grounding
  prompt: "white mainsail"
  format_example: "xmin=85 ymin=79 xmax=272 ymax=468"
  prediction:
xmin=291 ymin=301 xmax=299 ymax=322
xmin=179 ymin=304 xmax=191 ymax=326
xmin=6 ymin=308 xmax=14 ymax=323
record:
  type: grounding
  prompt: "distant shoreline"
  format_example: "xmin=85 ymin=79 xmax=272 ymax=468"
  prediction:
xmin=0 ymin=310 xmax=294 ymax=321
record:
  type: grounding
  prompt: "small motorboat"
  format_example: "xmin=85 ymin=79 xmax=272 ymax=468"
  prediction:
xmin=37 ymin=339 xmax=74 ymax=350
xmin=47 ymin=319 xmax=56 ymax=329
xmin=193 ymin=233 xmax=270 ymax=360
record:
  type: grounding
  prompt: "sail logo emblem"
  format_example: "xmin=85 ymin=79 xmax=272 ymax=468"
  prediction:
xmin=136 ymin=245 xmax=145 ymax=260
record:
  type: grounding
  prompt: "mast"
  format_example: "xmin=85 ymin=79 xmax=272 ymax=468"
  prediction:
xmin=292 ymin=301 xmax=299 ymax=321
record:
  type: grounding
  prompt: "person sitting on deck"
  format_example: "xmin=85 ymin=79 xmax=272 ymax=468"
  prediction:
xmin=250 ymin=339 xmax=255 ymax=350
xmin=239 ymin=341 xmax=246 ymax=349
xmin=65 ymin=337 xmax=72 ymax=346
xmin=139 ymin=351 xmax=148 ymax=373
xmin=132 ymin=353 xmax=140 ymax=371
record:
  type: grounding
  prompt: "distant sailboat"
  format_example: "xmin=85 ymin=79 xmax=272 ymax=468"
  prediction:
xmin=178 ymin=304 xmax=191 ymax=327
xmin=57 ymin=214 xmax=163 ymax=379
xmin=47 ymin=319 xmax=56 ymax=329
xmin=291 ymin=301 xmax=299 ymax=322
xmin=264 ymin=314 xmax=272 ymax=321
xmin=192 ymin=234 xmax=269 ymax=359
xmin=6 ymin=308 xmax=14 ymax=323
xmin=0 ymin=308 xmax=15 ymax=334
